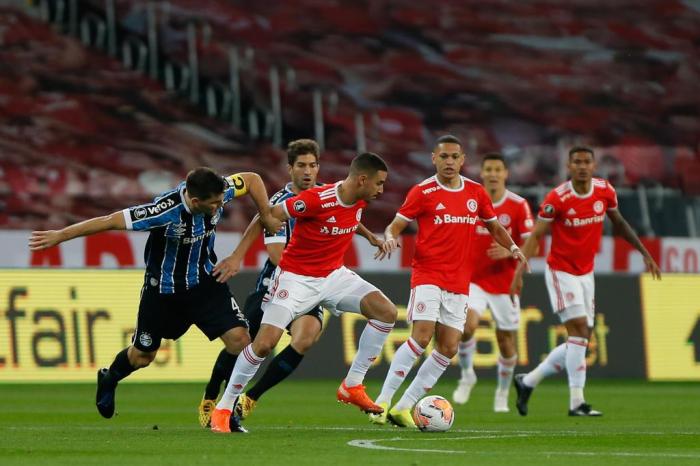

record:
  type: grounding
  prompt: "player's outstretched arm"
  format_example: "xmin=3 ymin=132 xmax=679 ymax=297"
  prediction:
xmin=29 ymin=211 xmax=126 ymax=250
xmin=485 ymin=219 xmax=529 ymax=269
xmin=375 ymin=216 xmax=408 ymax=260
xmin=237 ymin=172 xmax=282 ymax=234
xmin=607 ymin=209 xmax=661 ymax=280
xmin=356 ymin=223 xmax=381 ymax=247
xmin=508 ymin=219 xmax=549 ymax=303
xmin=212 ymin=214 xmax=263 ymax=283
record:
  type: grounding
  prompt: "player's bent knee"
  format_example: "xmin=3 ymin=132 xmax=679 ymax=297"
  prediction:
xmin=361 ymin=292 xmax=397 ymax=323
xmin=222 ymin=326 xmax=251 ymax=347
xmin=435 ymin=341 xmax=458 ymax=358
xmin=290 ymin=336 xmax=315 ymax=354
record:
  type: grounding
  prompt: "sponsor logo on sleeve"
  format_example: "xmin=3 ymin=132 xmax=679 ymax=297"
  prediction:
xmin=524 ymin=218 xmax=534 ymax=228
xmin=134 ymin=208 xmax=147 ymax=220
xmin=293 ymin=200 xmax=306 ymax=213
xmin=543 ymin=204 xmax=555 ymax=215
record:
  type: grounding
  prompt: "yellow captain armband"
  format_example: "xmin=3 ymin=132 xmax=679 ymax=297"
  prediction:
xmin=224 ymin=173 xmax=248 ymax=197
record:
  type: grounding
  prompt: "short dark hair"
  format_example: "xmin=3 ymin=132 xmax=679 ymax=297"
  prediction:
xmin=435 ymin=135 xmax=462 ymax=148
xmin=569 ymin=146 xmax=595 ymax=160
xmin=481 ymin=152 xmax=507 ymax=168
xmin=349 ymin=152 xmax=388 ymax=176
xmin=186 ymin=167 xmax=226 ymax=200
xmin=287 ymin=139 xmax=320 ymax=165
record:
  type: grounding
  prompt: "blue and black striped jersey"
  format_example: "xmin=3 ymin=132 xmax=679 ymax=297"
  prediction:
xmin=254 ymin=183 xmax=298 ymax=292
xmin=122 ymin=174 xmax=248 ymax=294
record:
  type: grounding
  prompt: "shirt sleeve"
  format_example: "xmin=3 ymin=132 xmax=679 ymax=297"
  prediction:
xmin=606 ymin=181 xmax=619 ymax=210
xmin=284 ymin=189 xmax=322 ymax=219
xmin=538 ymin=190 xmax=560 ymax=222
xmin=223 ymin=173 xmax=249 ymax=204
xmin=517 ymin=200 xmax=535 ymax=242
xmin=122 ymin=197 xmax=180 ymax=231
xmin=478 ymin=186 xmax=497 ymax=222
xmin=396 ymin=185 xmax=423 ymax=222
xmin=264 ymin=194 xmax=291 ymax=244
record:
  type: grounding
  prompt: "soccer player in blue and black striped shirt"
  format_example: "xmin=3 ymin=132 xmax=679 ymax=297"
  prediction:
xmin=29 ymin=168 xmax=281 ymax=420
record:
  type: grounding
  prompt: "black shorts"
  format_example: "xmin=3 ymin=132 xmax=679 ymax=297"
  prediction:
xmin=133 ymin=275 xmax=248 ymax=352
xmin=243 ymin=289 xmax=324 ymax=340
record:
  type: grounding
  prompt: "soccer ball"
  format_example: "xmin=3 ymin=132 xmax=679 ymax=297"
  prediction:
xmin=412 ymin=395 xmax=454 ymax=432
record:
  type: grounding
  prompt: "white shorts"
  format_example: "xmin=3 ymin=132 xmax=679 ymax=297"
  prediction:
xmin=545 ymin=265 xmax=595 ymax=327
xmin=406 ymin=284 xmax=469 ymax=332
xmin=468 ymin=283 xmax=520 ymax=331
xmin=261 ymin=266 xmax=381 ymax=330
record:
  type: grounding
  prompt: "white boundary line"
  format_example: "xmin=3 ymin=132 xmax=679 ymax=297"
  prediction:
xmin=347 ymin=436 xmax=700 ymax=459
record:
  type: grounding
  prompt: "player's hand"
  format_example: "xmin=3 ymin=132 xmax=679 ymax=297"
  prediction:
xmin=212 ymin=254 xmax=243 ymax=283
xmin=509 ymin=273 xmax=523 ymax=306
xmin=374 ymin=238 xmax=400 ymax=261
xmin=487 ymin=242 xmax=511 ymax=260
xmin=260 ymin=213 xmax=283 ymax=234
xmin=645 ymin=255 xmax=662 ymax=280
xmin=512 ymin=248 xmax=530 ymax=273
xmin=28 ymin=230 xmax=63 ymax=250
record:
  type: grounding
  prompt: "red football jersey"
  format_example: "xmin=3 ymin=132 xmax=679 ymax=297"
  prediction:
xmin=539 ymin=178 xmax=618 ymax=275
xmin=470 ymin=190 xmax=534 ymax=294
xmin=279 ymin=182 xmax=366 ymax=277
xmin=397 ymin=175 xmax=497 ymax=294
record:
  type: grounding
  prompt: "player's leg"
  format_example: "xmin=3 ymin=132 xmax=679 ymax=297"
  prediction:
xmin=453 ymin=306 xmax=480 ymax=404
xmin=389 ymin=289 xmax=467 ymax=428
xmin=515 ymin=266 xmax=573 ymax=416
xmin=494 ymin=329 xmax=516 ymax=412
xmin=203 ymin=290 xmax=265 ymax=403
xmin=242 ymin=310 xmax=323 ymax=417
xmin=96 ymin=282 xmax=171 ymax=418
xmin=391 ymin=322 xmax=462 ymax=426
xmin=375 ymin=288 xmax=437 ymax=410
xmin=490 ymin=293 xmax=520 ymax=413
xmin=328 ymin=268 xmax=397 ymax=414
xmin=566 ymin=271 xmax=601 ymax=416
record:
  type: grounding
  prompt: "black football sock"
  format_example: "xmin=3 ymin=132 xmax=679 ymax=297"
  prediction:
xmin=204 ymin=349 xmax=238 ymax=400
xmin=104 ymin=348 xmax=136 ymax=387
xmin=247 ymin=345 xmax=304 ymax=401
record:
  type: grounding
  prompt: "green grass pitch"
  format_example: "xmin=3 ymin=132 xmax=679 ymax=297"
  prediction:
xmin=1 ymin=379 xmax=698 ymax=465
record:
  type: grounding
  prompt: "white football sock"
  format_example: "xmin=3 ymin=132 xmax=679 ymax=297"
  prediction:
xmin=566 ymin=337 xmax=588 ymax=409
xmin=394 ymin=351 xmax=451 ymax=411
xmin=523 ymin=343 xmax=566 ymax=387
xmin=216 ymin=345 xmax=265 ymax=410
xmin=457 ymin=337 xmax=476 ymax=374
xmin=496 ymin=354 xmax=517 ymax=392
xmin=344 ymin=319 xmax=394 ymax=387
xmin=376 ymin=337 xmax=424 ymax=405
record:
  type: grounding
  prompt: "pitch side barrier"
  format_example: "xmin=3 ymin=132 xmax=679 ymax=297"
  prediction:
xmin=0 ymin=270 xmax=696 ymax=382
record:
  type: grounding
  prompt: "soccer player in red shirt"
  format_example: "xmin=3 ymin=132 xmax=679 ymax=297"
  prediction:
xmin=452 ymin=153 xmax=534 ymax=413
xmin=370 ymin=136 xmax=528 ymax=427
xmin=511 ymin=147 xmax=661 ymax=417
xmin=210 ymin=152 xmax=398 ymax=433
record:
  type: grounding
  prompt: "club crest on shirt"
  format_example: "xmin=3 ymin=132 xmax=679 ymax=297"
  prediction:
xmin=467 ymin=199 xmax=478 ymax=213
xmin=498 ymin=214 xmax=511 ymax=226
xmin=356 ymin=208 xmax=363 ymax=221
xmin=293 ymin=200 xmax=306 ymax=213
xmin=593 ymin=200 xmax=604 ymax=214
xmin=211 ymin=211 xmax=221 ymax=225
